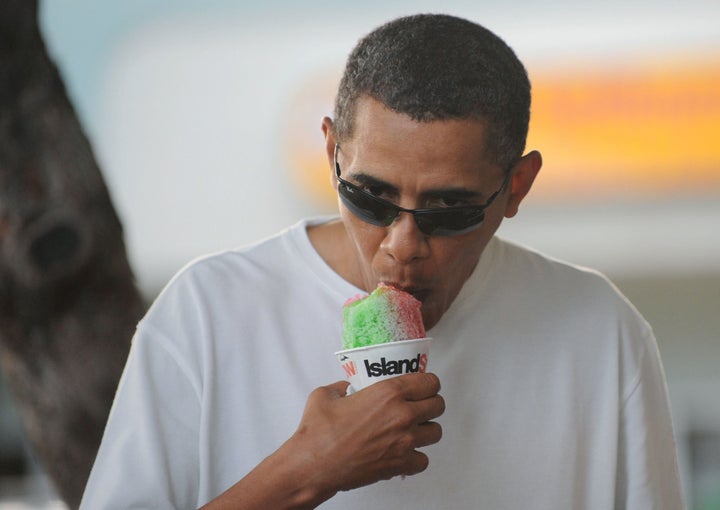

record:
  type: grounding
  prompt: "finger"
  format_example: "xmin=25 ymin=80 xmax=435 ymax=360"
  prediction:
xmin=406 ymin=394 xmax=445 ymax=424
xmin=323 ymin=380 xmax=351 ymax=399
xmin=403 ymin=450 xmax=430 ymax=477
xmin=412 ymin=421 xmax=443 ymax=448
xmin=389 ymin=372 xmax=441 ymax=401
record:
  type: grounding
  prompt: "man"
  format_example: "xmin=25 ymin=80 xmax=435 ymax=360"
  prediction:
xmin=81 ymin=14 xmax=685 ymax=509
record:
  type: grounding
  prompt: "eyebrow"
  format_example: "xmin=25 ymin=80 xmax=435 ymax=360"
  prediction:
xmin=351 ymin=172 xmax=485 ymax=201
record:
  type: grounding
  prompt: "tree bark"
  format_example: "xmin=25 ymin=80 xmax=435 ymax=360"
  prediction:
xmin=0 ymin=1 xmax=146 ymax=508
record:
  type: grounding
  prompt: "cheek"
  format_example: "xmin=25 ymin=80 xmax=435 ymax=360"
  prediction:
xmin=442 ymin=251 xmax=477 ymax=284
xmin=341 ymin=210 xmax=384 ymax=259
xmin=441 ymin=236 xmax=481 ymax=263
xmin=433 ymin=236 xmax=488 ymax=282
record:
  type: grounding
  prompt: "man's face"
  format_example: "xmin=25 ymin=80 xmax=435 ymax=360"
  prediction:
xmin=324 ymin=97 xmax=520 ymax=330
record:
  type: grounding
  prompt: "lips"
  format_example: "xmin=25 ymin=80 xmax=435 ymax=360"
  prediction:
xmin=408 ymin=289 xmax=431 ymax=303
xmin=380 ymin=281 xmax=430 ymax=303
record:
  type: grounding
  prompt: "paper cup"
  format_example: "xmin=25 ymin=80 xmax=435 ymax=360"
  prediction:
xmin=335 ymin=337 xmax=431 ymax=391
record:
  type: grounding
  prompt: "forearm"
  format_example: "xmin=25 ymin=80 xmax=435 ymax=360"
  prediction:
xmin=199 ymin=435 xmax=336 ymax=510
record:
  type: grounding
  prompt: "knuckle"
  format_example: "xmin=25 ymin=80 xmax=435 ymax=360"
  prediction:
xmin=384 ymin=376 xmax=407 ymax=395
xmin=372 ymin=378 xmax=405 ymax=402
xmin=311 ymin=385 xmax=327 ymax=396
xmin=389 ymin=432 xmax=415 ymax=455
xmin=390 ymin=406 xmax=416 ymax=429
xmin=304 ymin=390 xmax=319 ymax=409
xmin=308 ymin=386 xmax=327 ymax=402
xmin=423 ymin=372 xmax=441 ymax=392
xmin=397 ymin=432 xmax=415 ymax=451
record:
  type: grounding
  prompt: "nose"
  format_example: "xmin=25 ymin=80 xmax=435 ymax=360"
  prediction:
xmin=379 ymin=211 xmax=430 ymax=264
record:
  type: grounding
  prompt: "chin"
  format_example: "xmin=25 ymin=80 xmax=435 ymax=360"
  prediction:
xmin=421 ymin=309 xmax=441 ymax=331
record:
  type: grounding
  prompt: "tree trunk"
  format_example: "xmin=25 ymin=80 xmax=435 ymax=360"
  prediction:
xmin=0 ymin=1 xmax=146 ymax=508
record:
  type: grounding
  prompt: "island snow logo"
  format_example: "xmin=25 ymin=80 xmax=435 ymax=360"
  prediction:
xmin=339 ymin=356 xmax=357 ymax=378
xmin=363 ymin=353 xmax=428 ymax=377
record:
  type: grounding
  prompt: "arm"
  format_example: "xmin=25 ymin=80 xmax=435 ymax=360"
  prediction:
xmin=201 ymin=373 xmax=444 ymax=510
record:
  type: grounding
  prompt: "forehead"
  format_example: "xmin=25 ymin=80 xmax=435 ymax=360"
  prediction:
xmin=344 ymin=97 xmax=493 ymax=173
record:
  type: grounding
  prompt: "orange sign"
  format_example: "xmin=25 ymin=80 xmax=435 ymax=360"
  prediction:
xmin=527 ymin=56 xmax=720 ymax=200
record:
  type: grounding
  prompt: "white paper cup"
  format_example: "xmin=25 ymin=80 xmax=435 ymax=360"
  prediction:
xmin=335 ymin=337 xmax=431 ymax=391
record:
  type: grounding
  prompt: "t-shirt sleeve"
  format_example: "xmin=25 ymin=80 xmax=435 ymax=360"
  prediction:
xmin=79 ymin=322 xmax=202 ymax=509
xmin=615 ymin=329 xmax=686 ymax=509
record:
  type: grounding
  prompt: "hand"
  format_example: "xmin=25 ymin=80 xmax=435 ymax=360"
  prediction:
xmin=199 ymin=374 xmax=444 ymax=510
xmin=288 ymin=372 xmax=444 ymax=499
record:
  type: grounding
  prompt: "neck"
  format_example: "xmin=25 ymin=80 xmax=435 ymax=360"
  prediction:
xmin=307 ymin=220 xmax=366 ymax=290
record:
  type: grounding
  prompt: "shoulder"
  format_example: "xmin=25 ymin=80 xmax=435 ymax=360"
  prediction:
xmin=136 ymin=225 xmax=296 ymax=333
xmin=494 ymin=237 xmax=631 ymax=301
xmin=129 ymin=224 xmax=304 ymax=373
xmin=139 ymin=217 xmax=346 ymax=333
xmin=493 ymin=236 xmax=603 ymax=281
xmin=490 ymin=237 xmax=657 ymax=391
xmin=489 ymin=236 xmax=652 ymax=340
xmin=158 ymin=219 xmax=314 ymax=296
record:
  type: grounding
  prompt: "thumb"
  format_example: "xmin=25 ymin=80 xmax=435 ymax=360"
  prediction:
xmin=324 ymin=380 xmax=351 ymax=398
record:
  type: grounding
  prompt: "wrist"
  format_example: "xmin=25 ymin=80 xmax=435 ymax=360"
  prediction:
xmin=199 ymin=435 xmax=337 ymax=510
xmin=274 ymin=432 xmax=339 ymax=509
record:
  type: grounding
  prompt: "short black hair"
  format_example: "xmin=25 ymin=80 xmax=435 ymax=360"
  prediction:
xmin=334 ymin=13 xmax=531 ymax=169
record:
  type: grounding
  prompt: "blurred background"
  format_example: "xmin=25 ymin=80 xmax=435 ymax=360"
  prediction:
xmin=1 ymin=0 xmax=718 ymax=508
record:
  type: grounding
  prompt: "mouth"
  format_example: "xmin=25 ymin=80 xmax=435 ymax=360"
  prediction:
xmin=381 ymin=281 xmax=431 ymax=303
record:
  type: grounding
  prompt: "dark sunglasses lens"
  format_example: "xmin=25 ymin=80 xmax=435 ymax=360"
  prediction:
xmin=338 ymin=182 xmax=396 ymax=226
xmin=415 ymin=209 xmax=485 ymax=236
xmin=338 ymin=177 xmax=485 ymax=236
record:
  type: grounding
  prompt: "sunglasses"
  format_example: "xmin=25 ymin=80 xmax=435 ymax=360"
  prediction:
xmin=334 ymin=144 xmax=511 ymax=236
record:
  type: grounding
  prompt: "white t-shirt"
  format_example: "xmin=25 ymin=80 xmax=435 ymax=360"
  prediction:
xmin=81 ymin=218 xmax=685 ymax=509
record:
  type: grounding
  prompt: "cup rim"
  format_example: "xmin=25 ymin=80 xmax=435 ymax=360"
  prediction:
xmin=334 ymin=337 xmax=432 ymax=356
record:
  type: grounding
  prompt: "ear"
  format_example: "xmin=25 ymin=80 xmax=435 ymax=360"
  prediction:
xmin=321 ymin=116 xmax=337 ymax=184
xmin=504 ymin=150 xmax=542 ymax=218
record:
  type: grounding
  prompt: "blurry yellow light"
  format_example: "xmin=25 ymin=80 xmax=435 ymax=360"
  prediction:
xmin=528 ymin=56 xmax=720 ymax=199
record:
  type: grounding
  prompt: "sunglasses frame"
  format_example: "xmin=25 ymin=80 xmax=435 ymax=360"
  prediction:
xmin=334 ymin=144 xmax=511 ymax=236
